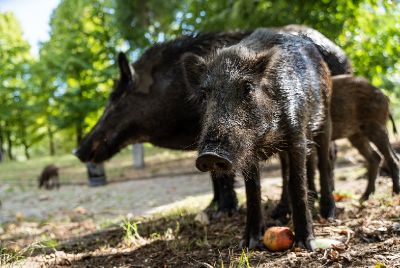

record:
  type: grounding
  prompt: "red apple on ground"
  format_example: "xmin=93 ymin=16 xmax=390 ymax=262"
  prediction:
xmin=263 ymin=226 xmax=294 ymax=251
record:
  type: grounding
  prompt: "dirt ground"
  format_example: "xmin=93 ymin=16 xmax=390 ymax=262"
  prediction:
xmin=1 ymin=144 xmax=400 ymax=267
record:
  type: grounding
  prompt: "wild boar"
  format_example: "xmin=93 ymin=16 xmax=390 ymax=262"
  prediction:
xmin=38 ymin=164 xmax=60 ymax=190
xmin=181 ymin=29 xmax=334 ymax=250
xmin=75 ymin=26 xmax=350 ymax=218
xmin=273 ymin=75 xmax=400 ymax=221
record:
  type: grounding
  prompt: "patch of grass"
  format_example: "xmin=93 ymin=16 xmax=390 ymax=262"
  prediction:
xmin=236 ymin=249 xmax=251 ymax=268
xmin=219 ymin=249 xmax=251 ymax=268
xmin=37 ymin=239 xmax=59 ymax=251
xmin=0 ymin=239 xmax=56 ymax=267
xmin=121 ymin=219 xmax=144 ymax=246
xmin=0 ymin=244 xmax=27 ymax=266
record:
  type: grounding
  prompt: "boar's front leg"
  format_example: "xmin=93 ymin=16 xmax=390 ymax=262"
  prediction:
xmin=271 ymin=152 xmax=291 ymax=222
xmin=287 ymin=137 xmax=315 ymax=251
xmin=214 ymin=171 xmax=238 ymax=218
xmin=206 ymin=172 xmax=238 ymax=217
xmin=240 ymin=163 xmax=264 ymax=249
xmin=272 ymin=151 xmax=318 ymax=222
xmin=206 ymin=174 xmax=221 ymax=212
xmin=315 ymin=121 xmax=335 ymax=219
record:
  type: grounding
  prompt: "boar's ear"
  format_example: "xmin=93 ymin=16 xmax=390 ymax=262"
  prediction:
xmin=118 ymin=52 xmax=134 ymax=80
xmin=181 ymin=52 xmax=206 ymax=91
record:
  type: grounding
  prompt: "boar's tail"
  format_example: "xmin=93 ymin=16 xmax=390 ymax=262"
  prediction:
xmin=389 ymin=112 xmax=398 ymax=134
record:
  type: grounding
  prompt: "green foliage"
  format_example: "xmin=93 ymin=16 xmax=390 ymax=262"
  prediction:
xmin=1 ymin=0 xmax=399 ymax=161
xmin=0 ymin=12 xmax=34 ymax=159
xmin=339 ymin=2 xmax=400 ymax=92
xmin=114 ymin=0 xmax=183 ymax=49
xmin=40 ymin=0 xmax=122 ymax=146
xmin=115 ymin=0 xmax=400 ymax=98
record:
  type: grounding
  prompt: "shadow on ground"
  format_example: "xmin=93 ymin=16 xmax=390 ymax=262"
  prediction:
xmin=21 ymin=194 xmax=400 ymax=268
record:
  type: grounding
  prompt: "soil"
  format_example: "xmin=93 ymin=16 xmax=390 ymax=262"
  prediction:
xmin=1 ymin=144 xmax=400 ymax=267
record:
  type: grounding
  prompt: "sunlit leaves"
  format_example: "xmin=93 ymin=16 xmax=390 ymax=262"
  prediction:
xmin=40 ymin=0 xmax=122 ymax=146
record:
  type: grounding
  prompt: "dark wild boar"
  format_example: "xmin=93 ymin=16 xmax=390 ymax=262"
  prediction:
xmin=273 ymin=75 xmax=400 ymax=221
xmin=181 ymin=29 xmax=334 ymax=250
xmin=75 ymin=26 xmax=350 ymax=217
xmin=75 ymin=31 xmax=250 ymax=214
xmin=38 ymin=164 xmax=60 ymax=190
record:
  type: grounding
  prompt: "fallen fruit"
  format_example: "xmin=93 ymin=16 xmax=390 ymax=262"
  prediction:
xmin=263 ymin=227 xmax=294 ymax=251
xmin=334 ymin=192 xmax=350 ymax=202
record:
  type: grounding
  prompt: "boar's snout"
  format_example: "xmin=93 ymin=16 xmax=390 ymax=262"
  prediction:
xmin=196 ymin=152 xmax=233 ymax=172
xmin=74 ymin=145 xmax=89 ymax=162
xmin=74 ymin=138 xmax=99 ymax=163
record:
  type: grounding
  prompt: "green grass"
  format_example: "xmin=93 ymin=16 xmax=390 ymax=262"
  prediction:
xmin=121 ymin=219 xmax=144 ymax=246
xmin=236 ymin=250 xmax=251 ymax=268
xmin=0 ymin=244 xmax=27 ymax=266
xmin=0 ymin=144 xmax=186 ymax=185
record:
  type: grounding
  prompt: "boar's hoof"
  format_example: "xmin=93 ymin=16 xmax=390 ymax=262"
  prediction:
xmin=393 ymin=185 xmax=400 ymax=195
xmin=319 ymin=198 xmax=336 ymax=220
xmin=359 ymin=191 xmax=372 ymax=202
xmin=204 ymin=197 xmax=238 ymax=219
xmin=212 ymin=208 xmax=238 ymax=219
xmin=271 ymin=203 xmax=291 ymax=223
xmin=204 ymin=199 xmax=219 ymax=214
xmin=239 ymin=236 xmax=264 ymax=250
xmin=205 ymin=204 xmax=238 ymax=220
xmin=295 ymin=235 xmax=316 ymax=251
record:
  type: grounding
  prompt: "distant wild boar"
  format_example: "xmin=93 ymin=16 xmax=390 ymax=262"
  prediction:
xmin=181 ymin=29 xmax=334 ymax=250
xmin=38 ymin=164 xmax=60 ymax=190
xmin=75 ymin=26 xmax=351 ymax=218
xmin=273 ymin=75 xmax=400 ymax=221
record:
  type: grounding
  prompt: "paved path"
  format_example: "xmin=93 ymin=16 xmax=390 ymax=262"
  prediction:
xmin=1 ymin=158 xmax=384 ymax=225
xmin=0 ymin=172 xmax=287 ymax=224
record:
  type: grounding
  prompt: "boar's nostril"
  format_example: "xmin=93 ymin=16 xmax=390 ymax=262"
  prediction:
xmin=215 ymin=160 xmax=231 ymax=170
xmin=197 ymin=162 xmax=209 ymax=172
xmin=196 ymin=152 xmax=232 ymax=172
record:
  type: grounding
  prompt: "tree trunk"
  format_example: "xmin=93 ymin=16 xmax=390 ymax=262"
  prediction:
xmin=76 ymin=122 xmax=83 ymax=145
xmin=6 ymin=130 xmax=13 ymax=160
xmin=132 ymin=143 xmax=145 ymax=169
xmin=23 ymin=142 xmax=30 ymax=160
xmin=48 ymin=124 xmax=55 ymax=156
xmin=0 ymin=123 xmax=4 ymax=162
xmin=76 ymin=83 xmax=84 ymax=146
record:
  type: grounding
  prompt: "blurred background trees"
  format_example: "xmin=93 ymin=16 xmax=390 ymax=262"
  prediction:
xmin=0 ymin=0 xmax=399 ymax=161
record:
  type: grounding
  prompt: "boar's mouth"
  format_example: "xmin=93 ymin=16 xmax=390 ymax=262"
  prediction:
xmin=75 ymin=138 xmax=112 ymax=163
xmin=76 ymin=140 xmax=124 ymax=163
xmin=75 ymin=123 xmax=139 ymax=163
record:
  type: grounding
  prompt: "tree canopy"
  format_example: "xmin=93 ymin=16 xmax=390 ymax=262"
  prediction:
xmin=0 ymin=0 xmax=399 ymax=160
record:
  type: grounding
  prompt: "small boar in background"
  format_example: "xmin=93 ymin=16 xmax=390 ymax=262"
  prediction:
xmin=38 ymin=164 xmax=60 ymax=190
